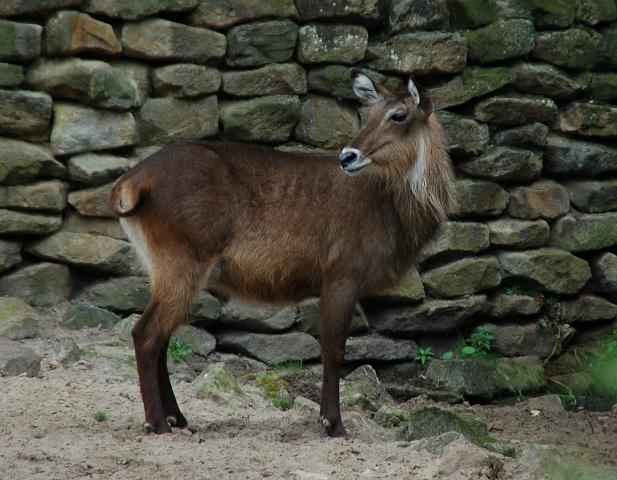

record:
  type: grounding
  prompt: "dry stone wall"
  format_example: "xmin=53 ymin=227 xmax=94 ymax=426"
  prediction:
xmin=1 ymin=0 xmax=617 ymax=373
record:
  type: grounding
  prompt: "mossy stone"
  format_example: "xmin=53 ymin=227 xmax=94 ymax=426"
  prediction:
xmin=466 ymin=19 xmax=534 ymax=63
xmin=498 ymin=248 xmax=591 ymax=295
xmin=194 ymin=363 xmax=249 ymax=405
xmin=514 ymin=62 xmax=590 ymax=100
xmin=426 ymin=358 xmax=501 ymax=399
xmin=549 ymin=213 xmax=617 ymax=252
xmin=297 ymin=24 xmax=368 ymax=65
xmin=227 ymin=20 xmax=297 ymax=67
xmin=0 ymin=62 xmax=23 ymax=87
xmin=494 ymin=356 xmax=547 ymax=394
xmin=84 ymin=344 xmax=137 ymax=378
xmin=221 ymin=95 xmax=301 ymax=144
xmin=458 ymin=146 xmax=542 ymax=182
xmin=555 ymin=102 xmax=617 ymax=138
xmin=493 ymin=123 xmax=549 ymax=148
xmin=533 ymin=29 xmax=601 ymax=70
xmin=599 ymin=25 xmax=617 ymax=69
xmin=530 ymin=0 xmax=575 ymax=27
xmin=0 ymin=297 xmax=40 ymax=340
xmin=402 ymin=405 xmax=489 ymax=446
xmin=430 ymin=67 xmax=515 ymax=109
xmin=439 ymin=112 xmax=489 ymax=156
xmin=418 ymin=221 xmax=491 ymax=264
xmin=588 ymin=73 xmax=617 ymax=102
xmin=0 ymin=19 xmax=41 ymax=61
xmin=189 ymin=0 xmax=297 ymax=29
xmin=447 ymin=0 xmax=497 ymax=28
xmin=421 ymin=257 xmax=501 ymax=298
xmin=367 ymin=32 xmax=467 ymax=75
xmin=388 ymin=0 xmax=449 ymax=32
xmin=340 ymin=365 xmax=392 ymax=412
xmin=474 ymin=94 xmax=557 ymax=125
xmin=0 ymin=209 xmax=61 ymax=235
xmin=374 ymin=405 xmax=408 ymax=428
xmin=223 ymin=63 xmax=306 ymax=97
xmin=62 ymin=304 xmax=120 ymax=329
xmin=255 ymin=374 xmax=292 ymax=410
xmin=575 ymin=0 xmax=617 ymax=25
xmin=307 ymin=65 xmax=402 ymax=100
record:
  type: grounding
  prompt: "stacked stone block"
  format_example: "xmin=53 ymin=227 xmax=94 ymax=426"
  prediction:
xmin=1 ymin=0 xmax=617 ymax=372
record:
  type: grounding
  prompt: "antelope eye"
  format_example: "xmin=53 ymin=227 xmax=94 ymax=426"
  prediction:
xmin=390 ymin=112 xmax=407 ymax=123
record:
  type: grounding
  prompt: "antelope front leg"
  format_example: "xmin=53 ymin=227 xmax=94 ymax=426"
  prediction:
xmin=318 ymin=279 xmax=357 ymax=437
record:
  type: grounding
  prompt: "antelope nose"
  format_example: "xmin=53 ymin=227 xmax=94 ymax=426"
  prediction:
xmin=339 ymin=150 xmax=358 ymax=168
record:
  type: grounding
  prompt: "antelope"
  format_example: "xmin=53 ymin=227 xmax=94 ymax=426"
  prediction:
xmin=111 ymin=71 xmax=455 ymax=437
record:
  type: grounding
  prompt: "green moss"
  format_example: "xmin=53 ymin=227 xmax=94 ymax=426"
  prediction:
xmin=0 ymin=62 xmax=23 ymax=87
xmin=61 ymin=342 xmax=84 ymax=365
xmin=536 ymin=447 xmax=617 ymax=480
xmin=374 ymin=405 xmax=408 ymax=428
xmin=535 ymin=29 xmax=601 ymax=70
xmin=0 ymin=21 xmax=17 ymax=59
xmin=255 ymin=374 xmax=292 ymax=410
xmin=447 ymin=0 xmax=497 ymax=28
xmin=431 ymin=67 xmax=515 ymax=108
xmin=575 ymin=0 xmax=617 ymax=25
xmin=402 ymin=405 xmax=489 ymax=446
xmin=530 ymin=0 xmax=575 ymax=26
xmin=86 ymin=344 xmax=137 ymax=379
xmin=271 ymin=360 xmax=303 ymax=373
xmin=410 ymin=431 xmax=463 ymax=455
xmin=494 ymin=357 xmax=547 ymax=394
xmin=599 ymin=26 xmax=617 ymax=68
xmin=589 ymin=74 xmax=617 ymax=102
xmin=466 ymin=19 xmax=535 ymax=63
xmin=195 ymin=364 xmax=249 ymax=405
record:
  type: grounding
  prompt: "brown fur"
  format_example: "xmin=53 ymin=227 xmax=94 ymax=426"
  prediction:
xmin=111 ymin=77 xmax=455 ymax=436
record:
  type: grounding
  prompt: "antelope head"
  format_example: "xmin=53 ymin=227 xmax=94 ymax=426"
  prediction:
xmin=339 ymin=70 xmax=435 ymax=182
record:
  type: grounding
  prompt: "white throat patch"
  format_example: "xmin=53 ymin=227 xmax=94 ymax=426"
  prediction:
xmin=406 ymin=136 xmax=427 ymax=192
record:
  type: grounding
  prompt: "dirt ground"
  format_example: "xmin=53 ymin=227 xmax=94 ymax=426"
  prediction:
xmin=1 ymin=319 xmax=617 ymax=480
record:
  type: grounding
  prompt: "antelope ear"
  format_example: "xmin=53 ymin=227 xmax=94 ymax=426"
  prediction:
xmin=418 ymin=89 xmax=434 ymax=118
xmin=351 ymin=69 xmax=382 ymax=105
xmin=407 ymin=77 xmax=420 ymax=106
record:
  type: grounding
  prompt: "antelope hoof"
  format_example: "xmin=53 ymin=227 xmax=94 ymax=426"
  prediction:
xmin=318 ymin=416 xmax=331 ymax=432
xmin=167 ymin=413 xmax=188 ymax=429
xmin=143 ymin=421 xmax=172 ymax=435
xmin=319 ymin=416 xmax=346 ymax=438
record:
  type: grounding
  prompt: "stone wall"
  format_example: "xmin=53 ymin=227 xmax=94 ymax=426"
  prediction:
xmin=1 ymin=0 xmax=617 ymax=375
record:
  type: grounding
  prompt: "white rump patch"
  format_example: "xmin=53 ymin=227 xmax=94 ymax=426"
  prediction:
xmin=353 ymin=73 xmax=382 ymax=105
xmin=119 ymin=217 xmax=153 ymax=276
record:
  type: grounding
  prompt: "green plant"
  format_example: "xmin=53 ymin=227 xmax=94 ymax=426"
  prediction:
xmin=272 ymin=397 xmax=292 ymax=410
xmin=503 ymin=284 xmax=522 ymax=295
xmin=466 ymin=326 xmax=495 ymax=357
xmin=537 ymin=317 xmax=548 ymax=329
xmin=94 ymin=411 xmax=108 ymax=422
xmin=460 ymin=346 xmax=478 ymax=358
xmin=169 ymin=340 xmax=192 ymax=363
xmin=272 ymin=360 xmax=303 ymax=372
xmin=586 ymin=331 xmax=617 ymax=404
xmin=415 ymin=347 xmax=435 ymax=365
xmin=442 ymin=351 xmax=454 ymax=361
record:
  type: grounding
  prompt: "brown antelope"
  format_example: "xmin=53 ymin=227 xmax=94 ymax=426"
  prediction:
xmin=111 ymin=71 xmax=455 ymax=437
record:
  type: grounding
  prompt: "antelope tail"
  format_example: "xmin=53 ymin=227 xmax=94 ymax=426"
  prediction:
xmin=110 ymin=176 xmax=151 ymax=217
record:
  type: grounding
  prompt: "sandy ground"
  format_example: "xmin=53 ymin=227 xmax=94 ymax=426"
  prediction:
xmin=1 ymin=320 xmax=617 ymax=480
